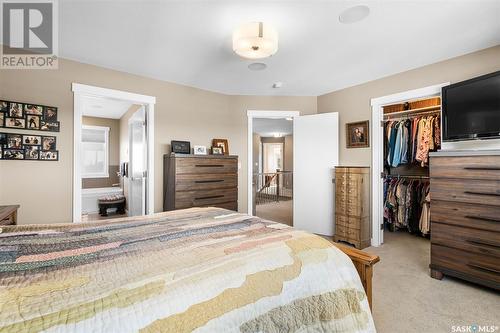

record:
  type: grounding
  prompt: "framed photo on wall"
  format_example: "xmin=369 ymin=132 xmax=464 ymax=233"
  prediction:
xmin=346 ymin=121 xmax=369 ymax=148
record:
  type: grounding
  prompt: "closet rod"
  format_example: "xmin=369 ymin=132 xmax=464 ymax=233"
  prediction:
xmin=383 ymin=105 xmax=440 ymax=119
xmin=384 ymin=174 xmax=430 ymax=179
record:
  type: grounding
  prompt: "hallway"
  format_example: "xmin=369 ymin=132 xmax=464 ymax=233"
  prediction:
xmin=255 ymin=200 xmax=293 ymax=226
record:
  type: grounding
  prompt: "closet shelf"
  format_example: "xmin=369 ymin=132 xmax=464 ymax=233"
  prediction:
xmin=383 ymin=105 xmax=441 ymax=119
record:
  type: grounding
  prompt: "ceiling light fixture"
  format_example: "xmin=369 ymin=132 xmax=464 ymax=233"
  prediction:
xmin=339 ymin=5 xmax=370 ymax=24
xmin=273 ymin=133 xmax=282 ymax=138
xmin=248 ymin=62 xmax=267 ymax=71
xmin=233 ymin=22 xmax=278 ymax=59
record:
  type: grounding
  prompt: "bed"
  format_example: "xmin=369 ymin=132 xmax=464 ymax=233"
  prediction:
xmin=0 ymin=207 xmax=378 ymax=332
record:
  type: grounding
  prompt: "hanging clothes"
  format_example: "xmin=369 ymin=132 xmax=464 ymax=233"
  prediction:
xmin=383 ymin=177 xmax=430 ymax=235
xmin=384 ymin=114 xmax=440 ymax=168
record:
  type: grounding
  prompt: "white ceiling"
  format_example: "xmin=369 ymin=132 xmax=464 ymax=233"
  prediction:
xmin=60 ymin=0 xmax=500 ymax=96
xmin=82 ymin=96 xmax=134 ymax=119
xmin=253 ymin=118 xmax=293 ymax=137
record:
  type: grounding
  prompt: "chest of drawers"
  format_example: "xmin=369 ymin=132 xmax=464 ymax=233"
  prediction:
xmin=429 ymin=152 xmax=500 ymax=290
xmin=334 ymin=167 xmax=371 ymax=249
xmin=163 ymin=154 xmax=238 ymax=211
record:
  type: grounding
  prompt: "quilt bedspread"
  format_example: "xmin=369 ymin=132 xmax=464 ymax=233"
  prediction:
xmin=0 ymin=207 xmax=375 ymax=333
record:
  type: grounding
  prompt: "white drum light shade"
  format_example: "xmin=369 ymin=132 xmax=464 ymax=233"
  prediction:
xmin=233 ymin=22 xmax=278 ymax=59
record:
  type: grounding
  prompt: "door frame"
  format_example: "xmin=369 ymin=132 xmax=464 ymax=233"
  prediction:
xmin=370 ymin=82 xmax=449 ymax=246
xmin=246 ymin=110 xmax=300 ymax=215
xmin=72 ymin=83 xmax=156 ymax=223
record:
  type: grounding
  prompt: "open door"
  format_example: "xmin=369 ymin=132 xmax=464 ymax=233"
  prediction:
xmin=128 ymin=106 xmax=147 ymax=216
xmin=293 ymin=113 xmax=339 ymax=235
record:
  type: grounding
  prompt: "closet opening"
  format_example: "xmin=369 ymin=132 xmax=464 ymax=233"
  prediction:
xmin=370 ymin=83 xmax=449 ymax=246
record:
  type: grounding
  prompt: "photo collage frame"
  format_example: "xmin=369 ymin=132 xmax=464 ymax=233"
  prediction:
xmin=0 ymin=132 xmax=58 ymax=161
xmin=0 ymin=100 xmax=60 ymax=132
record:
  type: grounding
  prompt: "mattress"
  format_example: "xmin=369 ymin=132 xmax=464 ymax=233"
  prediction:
xmin=0 ymin=207 xmax=375 ymax=332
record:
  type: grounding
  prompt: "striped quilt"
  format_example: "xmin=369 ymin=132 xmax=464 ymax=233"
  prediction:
xmin=0 ymin=207 xmax=375 ymax=333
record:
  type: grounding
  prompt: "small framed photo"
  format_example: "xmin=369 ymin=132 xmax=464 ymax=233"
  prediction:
xmin=0 ymin=146 xmax=2 ymax=159
xmin=193 ymin=145 xmax=207 ymax=155
xmin=3 ymin=149 xmax=24 ymax=160
xmin=40 ymin=120 xmax=60 ymax=132
xmin=211 ymin=146 xmax=224 ymax=155
xmin=23 ymin=135 xmax=42 ymax=145
xmin=24 ymin=145 xmax=40 ymax=160
xmin=43 ymin=107 xmax=58 ymax=121
xmin=0 ymin=112 xmax=4 ymax=127
xmin=346 ymin=121 xmax=369 ymax=148
xmin=5 ymin=117 xmax=25 ymax=129
xmin=42 ymin=136 xmax=56 ymax=151
xmin=212 ymin=138 xmax=229 ymax=155
xmin=24 ymin=104 xmax=43 ymax=116
xmin=40 ymin=150 xmax=58 ymax=161
xmin=7 ymin=134 xmax=22 ymax=149
xmin=0 ymin=101 xmax=9 ymax=113
xmin=26 ymin=115 xmax=41 ymax=130
xmin=8 ymin=103 xmax=23 ymax=118
xmin=0 ymin=133 xmax=7 ymax=145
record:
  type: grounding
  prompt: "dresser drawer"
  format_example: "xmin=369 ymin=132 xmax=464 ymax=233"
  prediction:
xmin=430 ymin=156 xmax=500 ymax=181
xmin=175 ymin=188 xmax=237 ymax=209
xmin=431 ymin=200 xmax=500 ymax=232
xmin=176 ymin=173 xmax=237 ymax=191
xmin=176 ymin=157 xmax=237 ymax=174
xmin=431 ymin=178 xmax=500 ymax=206
xmin=211 ymin=201 xmax=238 ymax=211
xmin=431 ymin=223 xmax=500 ymax=258
xmin=335 ymin=223 xmax=360 ymax=241
xmin=431 ymin=244 xmax=500 ymax=287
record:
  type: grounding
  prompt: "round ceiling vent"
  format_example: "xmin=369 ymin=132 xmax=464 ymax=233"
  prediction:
xmin=248 ymin=62 xmax=267 ymax=71
xmin=339 ymin=5 xmax=370 ymax=24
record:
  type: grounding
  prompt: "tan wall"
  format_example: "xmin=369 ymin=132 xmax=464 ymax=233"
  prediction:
xmin=0 ymin=58 xmax=316 ymax=224
xmin=284 ymin=135 xmax=293 ymax=172
xmin=81 ymin=116 xmax=120 ymax=189
xmin=317 ymin=45 xmax=500 ymax=166
xmin=252 ymin=133 xmax=261 ymax=174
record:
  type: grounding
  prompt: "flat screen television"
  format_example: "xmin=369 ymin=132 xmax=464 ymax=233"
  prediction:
xmin=442 ymin=70 xmax=500 ymax=141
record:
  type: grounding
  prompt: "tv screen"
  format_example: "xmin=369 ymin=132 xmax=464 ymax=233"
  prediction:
xmin=442 ymin=70 xmax=500 ymax=141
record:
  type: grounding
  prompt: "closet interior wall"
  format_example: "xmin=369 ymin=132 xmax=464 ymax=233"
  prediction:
xmin=382 ymin=97 xmax=441 ymax=238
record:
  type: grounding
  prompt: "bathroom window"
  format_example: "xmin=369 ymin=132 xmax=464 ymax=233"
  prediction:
xmin=82 ymin=125 xmax=109 ymax=178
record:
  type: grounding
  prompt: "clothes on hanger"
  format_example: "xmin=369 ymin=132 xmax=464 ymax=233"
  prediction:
xmin=383 ymin=177 xmax=430 ymax=235
xmin=384 ymin=114 xmax=440 ymax=168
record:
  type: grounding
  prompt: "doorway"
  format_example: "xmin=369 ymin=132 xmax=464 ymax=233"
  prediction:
xmin=370 ymin=82 xmax=449 ymax=246
xmin=72 ymin=84 xmax=155 ymax=223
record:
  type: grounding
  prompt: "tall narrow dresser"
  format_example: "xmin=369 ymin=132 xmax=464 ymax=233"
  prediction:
xmin=334 ymin=166 xmax=371 ymax=249
xmin=163 ymin=154 xmax=238 ymax=211
xmin=429 ymin=150 xmax=500 ymax=290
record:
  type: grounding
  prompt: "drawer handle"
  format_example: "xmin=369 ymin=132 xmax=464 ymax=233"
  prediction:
xmin=194 ymin=195 xmax=224 ymax=200
xmin=464 ymin=166 xmax=500 ymax=171
xmin=194 ymin=180 xmax=224 ymax=184
xmin=464 ymin=191 xmax=500 ymax=197
xmin=467 ymin=263 xmax=500 ymax=275
xmin=195 ymin=164 xmax=224 ymax=168
xmin=465 ymin=215 xmax=500 ymax=223
xmin=466 ymin=238 xmax=500 ymax=250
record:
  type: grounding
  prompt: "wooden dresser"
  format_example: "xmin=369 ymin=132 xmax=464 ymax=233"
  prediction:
xmin=334 ymin=167 xmax=371 ymax=249
xmin=0 ymin=205 xmax=19 ymax=226
xmin=164 ymin=154 xmax=238 ymax=211
xmin=429 ymin=150 xmax=500 ymax=290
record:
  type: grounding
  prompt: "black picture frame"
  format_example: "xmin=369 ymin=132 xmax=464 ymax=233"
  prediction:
xmin=40 ymin=150 xmax=58 ymax=161
xmin=3 ymin=149 xmax=24 ymax=160
xmin=41 ymin=135 xmax=57 ymax=151
xmin=0 ymin=99 xmax=59 ymax=132
xmin=0 ymin=131 xmax=58 ymax=161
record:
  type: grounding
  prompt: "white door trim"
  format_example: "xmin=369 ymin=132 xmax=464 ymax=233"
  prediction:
xmin=370 ymin=82 xmax=449 ymax=246
xmin=72 ymin=83 xmax=156 ymax=223
xmin=246 ymin=110 xmax=300 ymax=215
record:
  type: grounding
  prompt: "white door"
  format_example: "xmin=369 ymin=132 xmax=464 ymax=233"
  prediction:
xmin=128 ymin=106 xmax=147 ymax=216
xmin=293 ymin=113 xmax=339 ymax=235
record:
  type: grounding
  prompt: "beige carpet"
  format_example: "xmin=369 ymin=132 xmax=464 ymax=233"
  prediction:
xmin=255 ymin=200 xmax=293 ymax=226
xmin=365 ymin=231 xmax=499 ymax=333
